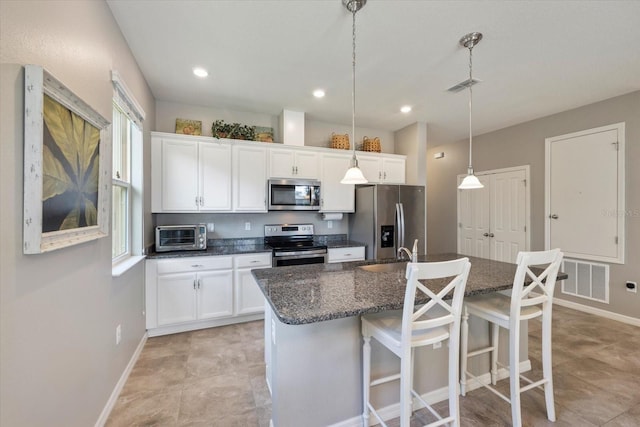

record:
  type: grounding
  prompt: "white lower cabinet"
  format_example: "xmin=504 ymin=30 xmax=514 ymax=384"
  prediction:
xmin=327 ymin=246 xmax=365 ymax=263
xmin=146 ymin=253 xmax=271 ymax=336
xmin=234 ymin=253 xmax=272 ymax=315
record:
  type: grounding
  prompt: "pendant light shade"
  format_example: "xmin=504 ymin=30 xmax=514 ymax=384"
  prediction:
xmin=340 ymin=0 xmax=368 ymax=185
xmin=458 ymin=32 xmax=484 ymax=190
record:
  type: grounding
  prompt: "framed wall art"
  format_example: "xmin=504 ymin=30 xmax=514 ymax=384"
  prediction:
xmin=23 ymin=65 xmax=111 ymax=254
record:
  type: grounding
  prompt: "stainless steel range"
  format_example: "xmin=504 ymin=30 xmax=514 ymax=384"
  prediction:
xmin=265 ymin=224 xmax=327 ymax=267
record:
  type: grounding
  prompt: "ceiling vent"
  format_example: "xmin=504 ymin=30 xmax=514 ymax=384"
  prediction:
xmin=447 ymin=78 xmax=481 ymax=93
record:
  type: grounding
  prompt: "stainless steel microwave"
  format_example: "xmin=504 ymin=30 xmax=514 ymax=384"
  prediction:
xmin=268 ymin=179 xmax=321 ymax=211
xmin=155 ymin=224 xmax=207 ymax=252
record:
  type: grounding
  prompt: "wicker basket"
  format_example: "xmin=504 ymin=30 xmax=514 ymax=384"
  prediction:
xmin=362 ymin=136 xmax=381 ymax=152
xmin=330 ymin=132 xmax=350 ymax=150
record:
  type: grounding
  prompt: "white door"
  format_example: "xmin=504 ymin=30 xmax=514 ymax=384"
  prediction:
xmin=293 ymin=151 xmax=319 ymax=179
xmin=269 ymin=148 xmax=296 ymax=178
xmin=490 ymin=170 xmax=527 ymax=263
xmin=546 ymin=124 xmax=624 ymax=263
xmin=458 ymin=167 xmax=529 ymax=263
xmin=161 ymin=139 xmax=199 ymax=211
xmin=458 ymin=175 xmax=491 ymax=259
xmin=233 ymin=145 xmax=267 ymax=211
xmin=234 ymin=268 xmax=267 ymax=315
xmin=319 ymin=152 xmax=354 ymax=212
xmin=382 ymin=157 xmax=406 ymax=184
xmin=199 ymin=142 xmax=232 ymax=211
xmin=157 ymin=272 xmax=197 ymax=326
xmin=197 ymin=270 xmax=234 ymax=320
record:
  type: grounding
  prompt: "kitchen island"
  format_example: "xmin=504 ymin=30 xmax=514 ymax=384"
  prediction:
xmin=251 ymin=254 xmax=566 ymax=427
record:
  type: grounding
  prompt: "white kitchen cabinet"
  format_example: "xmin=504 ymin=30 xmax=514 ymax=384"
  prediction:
xmin=146 ymin=253 xmax=271 ymax=336
xmin=327 ymin=246 xmax=365 ymax=263
xmin=269 ymin=147 xmax=319 ymax=179
xmin=319 ymin=152 xmax=355 ymax=212
xmin=152 ymin=134 xmax=231 ymax=212
xmin=153 ymin=256 xmax=234 ymax=328
xmin=233 ymin=144 xmax=268 ymax=211
xmin=234 ymin=253 xmax=272 ymax=315
xmin=358 ymin=154 xmax=405 ymax=184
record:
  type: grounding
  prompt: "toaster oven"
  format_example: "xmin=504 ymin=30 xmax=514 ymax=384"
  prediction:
xmin=155 ymin=224 xmax=207 ymax=252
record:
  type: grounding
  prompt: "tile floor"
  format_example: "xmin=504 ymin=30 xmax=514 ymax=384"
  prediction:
xmin=107 ymin=305 xmax=640 ymax=426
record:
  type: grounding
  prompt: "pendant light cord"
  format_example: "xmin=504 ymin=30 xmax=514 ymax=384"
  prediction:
xmin=467 ymin=44 xmax=474 ymax=174
xmin=351 ymin=5 xmax=357 ymax=166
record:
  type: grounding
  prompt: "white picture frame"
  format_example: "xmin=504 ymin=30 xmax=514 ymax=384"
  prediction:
xmin=23 ymin=65 xmax=111 ymax=254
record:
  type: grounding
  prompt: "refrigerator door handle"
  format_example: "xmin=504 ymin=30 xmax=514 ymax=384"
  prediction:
xmin=399 ymin=202 xmax=406 ymax=249
xmin=395 ymin=203 xmax=402 ymax=250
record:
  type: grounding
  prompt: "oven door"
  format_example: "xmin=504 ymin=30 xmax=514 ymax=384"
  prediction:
xmin=272 ymin=249 xmax=327 ymax=267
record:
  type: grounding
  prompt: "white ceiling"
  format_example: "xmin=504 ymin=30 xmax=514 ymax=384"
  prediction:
xmin=107 ymin=0 xmax=640 ymax=145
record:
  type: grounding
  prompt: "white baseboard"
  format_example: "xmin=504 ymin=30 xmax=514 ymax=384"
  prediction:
xmin=147 ymin=313 xmax=264 ymax=337
xmin=327 ymin=360 xmax=531 ymax=427
xmin=95 ymin=332 xmax=148 ymax=427
xmin=552 ymin=297 xmax=640 ymax=327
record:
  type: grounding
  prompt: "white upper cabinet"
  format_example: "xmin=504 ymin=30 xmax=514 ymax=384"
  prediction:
xmin=269 ymin=147 xmax=319 ymax=179
xmin=319 ymin=152 xmax=355 ymax=212
xmin=152 ymin=134 xmax=231 ymax=212
xmin=358 ymin=154 xmax=405 ymax=184
xmin=233 ymin=144 xmax=268 ymax=212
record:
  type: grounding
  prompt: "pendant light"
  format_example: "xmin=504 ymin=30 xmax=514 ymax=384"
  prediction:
xmin=458 ymin=32 xmax=484 ymax=190
xmin=340 ymin=0 xmax=368 ymax=185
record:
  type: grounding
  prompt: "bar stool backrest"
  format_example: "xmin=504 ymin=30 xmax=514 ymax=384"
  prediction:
xmin=510 ymin=249 xmax=564 ymax=324
xmin=401 ymin=258 xmax=471 ymax=349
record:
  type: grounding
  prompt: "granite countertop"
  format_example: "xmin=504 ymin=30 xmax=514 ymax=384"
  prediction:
xmin=251 ymin=253 xmax=568 ymax=325
xmin=146 ymin=235 xmax=365 ymax=259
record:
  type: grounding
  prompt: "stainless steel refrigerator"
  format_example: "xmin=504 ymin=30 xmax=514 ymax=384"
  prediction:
xmin=349 ymin=184 xmax=426 ymax=260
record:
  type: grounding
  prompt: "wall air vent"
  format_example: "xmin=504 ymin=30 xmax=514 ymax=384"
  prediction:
xmin=447 ymin=78 xmax=482 ymax=93
xmin=561 ymin=259 xmax=609 ymax=303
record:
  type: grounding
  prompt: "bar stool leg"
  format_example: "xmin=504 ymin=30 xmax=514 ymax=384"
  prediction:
xmin=400 ymin=352 xmax=412 ymax=427
xmin=449 ymin=326 xmax=461 ymax=427
xmin=490 ymin=323 xmax=499 ymax=385
xmin=362 ymin=335 xmax=371 ymax=427
xmin=542 ymin=310 xmax=556 ymax=421
xmin=509 ymin=326 xmax=522 ymax=427
xmin=460 ymin=307 xmax=469 ymax=396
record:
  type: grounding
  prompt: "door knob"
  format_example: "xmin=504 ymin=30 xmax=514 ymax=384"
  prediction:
xmin=549 ymin=214 xmax=559 ymax=219
xmin=483 ymin=233 xmax=489 ymax=237
xmin=489 ymin=233 xmax=494 ymax=237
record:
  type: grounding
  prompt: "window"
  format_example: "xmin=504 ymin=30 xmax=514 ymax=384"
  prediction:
xmin=112 ymin=103 xmax=133 ymax=260
xmin=111 ymin=71 xmax=145 ymax=274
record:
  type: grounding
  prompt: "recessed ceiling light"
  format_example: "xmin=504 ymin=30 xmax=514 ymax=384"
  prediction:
xmin=193 ymin=67 xmax=208 ymax=78
xmin=400 ymin=106 xmax=412 ymax=113
xmin=313 ymin=89 xmax=325 ymax=98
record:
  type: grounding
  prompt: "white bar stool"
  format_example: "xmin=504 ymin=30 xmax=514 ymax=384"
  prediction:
xmin=459 ymin=249 xmax=563 ymax=427
xmin=361 ymin=258 xmax=471 ymax=427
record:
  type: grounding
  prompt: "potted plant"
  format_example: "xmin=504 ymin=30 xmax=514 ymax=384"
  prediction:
xmin=211 ymin=119 xmax=232 ymax=138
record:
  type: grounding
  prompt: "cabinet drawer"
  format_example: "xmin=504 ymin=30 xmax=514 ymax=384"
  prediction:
xmin=234 ymin=252 xmax=272 ymax=268
xmin=328 ymin=247 xmax=365 ymax=263
xmin=156 ymin=256 xmax=233 ymax=274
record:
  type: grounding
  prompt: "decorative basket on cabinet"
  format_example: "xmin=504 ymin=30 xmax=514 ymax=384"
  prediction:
xmin=362 ymin=136 xmax=381 ymax=152
xmin=330 ymin=132 xmax=350 ymax=150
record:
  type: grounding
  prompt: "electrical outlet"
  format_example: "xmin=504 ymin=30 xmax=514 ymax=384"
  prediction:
xmin=626 ymin=281 xmax=637 ymax=293
xmin=245 ymin=222 xmax=251 ymax=231
xmin=207 ymin=223 xmax=215 ymax=233
xmin=116 ymin=324 xmax=122 ymax=345
xmin=433 ymin=341 xmax=442 ymax=349
xmin=327 ymin=220 xmax=333 ymax=229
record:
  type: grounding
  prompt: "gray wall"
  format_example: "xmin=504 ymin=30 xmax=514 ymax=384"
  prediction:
xmin=0 ymin=1 xmax=156 ymax=425
xmin=427 ymin=91 xmax=640 ymax=319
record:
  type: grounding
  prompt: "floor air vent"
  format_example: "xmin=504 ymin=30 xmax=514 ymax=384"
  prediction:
xmin=561 ymin=259 xmax=609 ymax=303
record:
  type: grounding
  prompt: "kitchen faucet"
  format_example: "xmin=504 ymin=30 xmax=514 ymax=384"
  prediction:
xmin=397 ymin=239 xmax=419 ymax=263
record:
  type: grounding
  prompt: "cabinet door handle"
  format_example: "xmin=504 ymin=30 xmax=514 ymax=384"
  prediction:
xmin=198 ymin=279 xmax=201 ymax=289
xmin=199 ymin=197 xmax=204 ymax=206
xmin=379 ymin=171 xmax=382 ymax=180
xmin=251 ymin=260 xmax=260 ymax=263
xmin=384 ymin=172 xmax=387 ymax=179
xmin=193 ymin=279 xmax=197 ymax=289
xmin=195 ymin=196 xmax=199 ymax=207
xmin=191 ymin=264 xmax=203 ymax=268
xmin=292 ymin=166 xmax=295 ymax=175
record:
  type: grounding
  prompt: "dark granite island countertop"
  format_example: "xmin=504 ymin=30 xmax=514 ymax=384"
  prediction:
xmin=252 ymin=253 xmax=567 ymax=325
